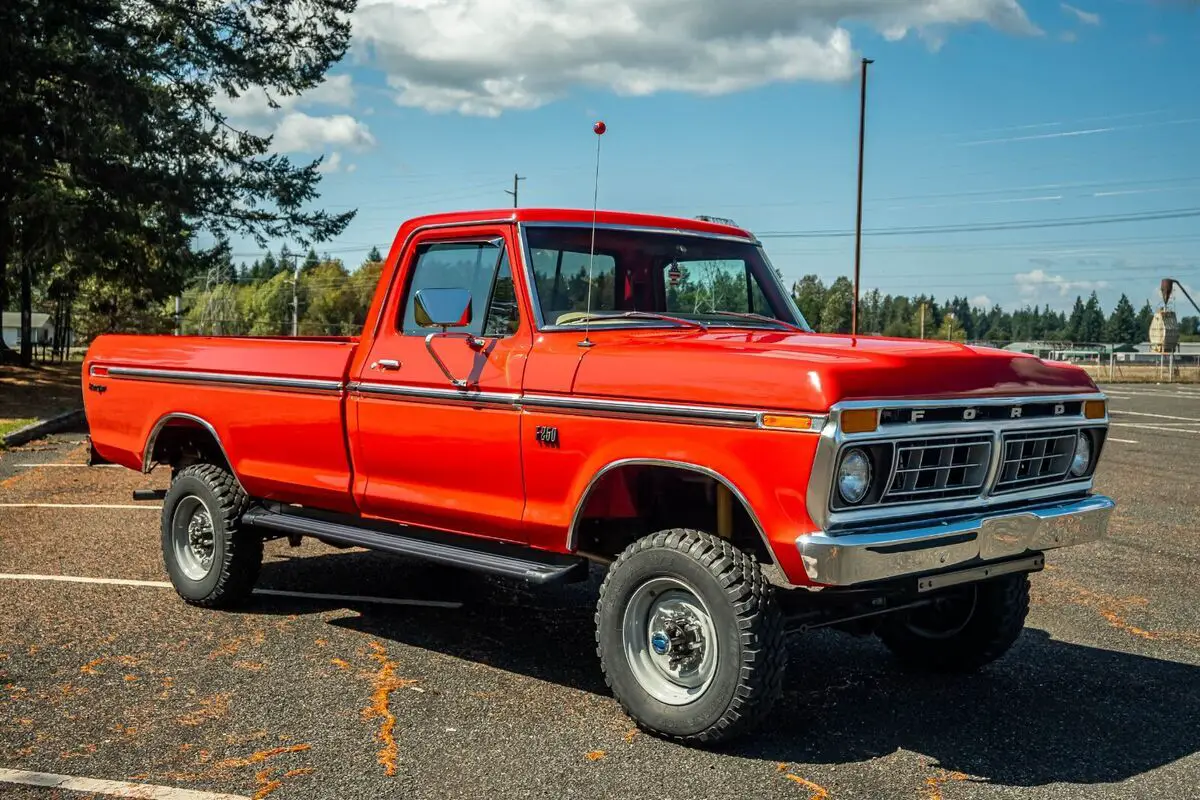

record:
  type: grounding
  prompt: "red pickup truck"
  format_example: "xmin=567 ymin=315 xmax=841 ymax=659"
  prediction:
xmin=83 ymin=208 xmax=1114 ymax=744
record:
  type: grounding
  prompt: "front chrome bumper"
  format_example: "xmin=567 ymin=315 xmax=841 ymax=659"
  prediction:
xmin=795 ymin=494 xmax=1115 ymax=587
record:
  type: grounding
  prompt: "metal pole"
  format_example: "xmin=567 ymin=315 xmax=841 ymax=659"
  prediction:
xmin=504 ymin=173 xmax=525 ymax=208
xmin=174 ymin=296 xmax=182 ymax=336
xmin=292 ymin=259 xmax=299 ymax=336
xmin=852 ymin=57 xmax=873 ymax=338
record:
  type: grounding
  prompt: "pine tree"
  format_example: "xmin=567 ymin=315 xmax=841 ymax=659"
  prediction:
xmin=1135 ymin=301 xmax=1154 ymax=343
xmin=791 ymin=275 xmax=825 ymax=331
xmin=1105 ymin=293 xmax=1138 ymax=344
xmin=366 ymin=246 xmax=383 ymax=263
xmin=0 ymin=0 xmax=358 ymax=365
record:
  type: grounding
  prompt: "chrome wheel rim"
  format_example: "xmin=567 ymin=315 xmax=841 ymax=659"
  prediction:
xmin=622 ymin=576 xmax=719 ymax=706
xmin=171 ymin=496 xmax=216 ymax=581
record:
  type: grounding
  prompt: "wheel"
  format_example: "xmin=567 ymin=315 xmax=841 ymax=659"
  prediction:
xmin=876 ymin=572 xmax=1030 ymax=672
xmin=595 ymin=529 xmax=786 ymax=745
xmin=160 ymin=463 xmax=261 ymax=608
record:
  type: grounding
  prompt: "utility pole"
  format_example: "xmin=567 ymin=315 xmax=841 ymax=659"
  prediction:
xmin=919 ymin=302 xmax=926 ymax=339
xmin=174 ymin=296 xmax=182 ymax=336
xmin=851 ymin=57 xmax=873 ymax=338
xmin=291 ymin=253 xmax=300 ymax=336
xmin=504 ymin=173 xmax=526 ymax=208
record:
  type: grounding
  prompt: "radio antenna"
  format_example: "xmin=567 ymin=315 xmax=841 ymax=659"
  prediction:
xmin=580 ymin=120 xmax=606 ymax=348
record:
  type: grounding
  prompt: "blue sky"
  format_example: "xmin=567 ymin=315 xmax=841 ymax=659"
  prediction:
xmin=220 ymin=0 xmax=1200 ymax=315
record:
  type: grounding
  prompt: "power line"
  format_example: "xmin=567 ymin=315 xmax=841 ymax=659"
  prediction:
xmin=757 ymin=206 xmax=1200 ymax=239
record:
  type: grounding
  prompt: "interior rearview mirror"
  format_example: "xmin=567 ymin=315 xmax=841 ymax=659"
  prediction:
xmin=414 ymin=288 xmax=472 ymax=329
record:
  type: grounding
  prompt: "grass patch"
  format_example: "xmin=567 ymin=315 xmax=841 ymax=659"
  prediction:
xmin=0 ymin=417 xmax=38 ymax=448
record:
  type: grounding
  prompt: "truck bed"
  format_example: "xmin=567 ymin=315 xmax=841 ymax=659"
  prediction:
xmin=84 ymin=334 xmax=360 ymax=513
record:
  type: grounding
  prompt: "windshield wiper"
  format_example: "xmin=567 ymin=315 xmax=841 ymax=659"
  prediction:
xmin=701 ymin=311 xmax=807 ymax=332
xmin=556 ymin=311 xmax=709 ymax=331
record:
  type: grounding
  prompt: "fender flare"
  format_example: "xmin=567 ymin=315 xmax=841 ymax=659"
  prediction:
xmin=566 ymin=457 xmax=779 ymax=568
xmin=143 ymin=412 xmax=244 ymax=490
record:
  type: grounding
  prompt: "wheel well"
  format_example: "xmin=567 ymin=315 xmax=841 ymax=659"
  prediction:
xmin=146 ymin=418 xmax=233 ymax=476
xmin=572 ymin=464 xmax=774 ymax=565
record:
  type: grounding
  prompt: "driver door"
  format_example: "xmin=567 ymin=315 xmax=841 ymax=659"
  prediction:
xmin=351 ymin=225 xmax=531 ymax=543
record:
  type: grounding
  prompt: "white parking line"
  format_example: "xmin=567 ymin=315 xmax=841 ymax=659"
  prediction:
xmin=0 ymin=768 xmax=248 ymax=800
xmin=14 ymin=463 xmax=122 ymax=468
xmin=0 ymin=573 xmax=463 ymax=609
xmin=1110 ymin=423 xmax=1200 ymax=435
xmin=0 ymin=503 xmax=160 ymax=509
xmin=1106 ymin=437 xmax=1139 ymax=444
xmin=1110 ymin=409 xmax=1200 ymax=422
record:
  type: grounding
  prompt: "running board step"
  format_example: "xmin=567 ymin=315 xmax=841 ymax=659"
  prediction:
xmin=241 ymin=506 xmax=589 ymax=585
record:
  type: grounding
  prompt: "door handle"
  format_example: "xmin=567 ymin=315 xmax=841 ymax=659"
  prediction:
xmin=372 ymin=359 xmax=401 ymax=371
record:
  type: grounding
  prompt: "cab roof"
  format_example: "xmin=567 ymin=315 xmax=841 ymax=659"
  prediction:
xmin=398 ymin=207 xmax=756 ymax=241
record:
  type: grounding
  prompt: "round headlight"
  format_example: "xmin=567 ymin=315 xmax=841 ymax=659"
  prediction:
xmin=837 ymin=448 xmax=872 ymax=504
xmin=1070 ymin=432 xmax=1092 ymax=477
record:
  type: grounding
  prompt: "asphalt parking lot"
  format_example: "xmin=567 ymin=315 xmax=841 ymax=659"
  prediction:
xmin=1 ymin=383 xmax=1198 ymax=800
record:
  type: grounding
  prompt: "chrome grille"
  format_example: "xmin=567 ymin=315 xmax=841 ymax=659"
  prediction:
xmin=882 ymin=434 xmax=992 ymax=504
xmin=994 ymin=429 xmax=1078 ymax=492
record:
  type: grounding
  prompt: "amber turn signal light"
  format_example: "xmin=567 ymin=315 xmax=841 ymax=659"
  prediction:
xmin=1083 ymin=399 xmax=1106 ymax=420
xmin=761 ymin=414 xmax=814 ymax=431
xmin=839 ymin=408 xmax=878 ymax=434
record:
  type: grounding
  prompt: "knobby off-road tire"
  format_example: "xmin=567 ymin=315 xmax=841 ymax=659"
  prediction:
xmin=876 ymin=572 xmax=1031 ymax=673
xmin=160 ymin=463 xmax=262 ymax=608
xmin=595 ymin=529 xmax=786 ymax=745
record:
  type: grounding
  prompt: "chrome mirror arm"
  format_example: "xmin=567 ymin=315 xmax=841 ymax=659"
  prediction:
xmin=424 ymin=329 xmax=484 ymax=388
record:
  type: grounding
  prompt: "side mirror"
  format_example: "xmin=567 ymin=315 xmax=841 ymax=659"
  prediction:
xmin=414 ymin=288 xmax=472 ymax=330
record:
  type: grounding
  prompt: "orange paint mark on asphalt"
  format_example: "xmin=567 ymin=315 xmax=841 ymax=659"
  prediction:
xmin=234 ymin=661 xmax=265 ymax=672
xmin=1037 ymin=577 xmax=1200 ymax=647
xmin=123 ymin=674 xmax=139 ymax=682
xmin=585 ymin=750 xmax=606 ymax=761
xmin=251 ymin=768 xmax=282 ymax=800
xmin=177 ymin=692 xmax=231 ymax=726
xmin=624 ymin=729 xmax=639 ymax=744
xmin=330 ymin=658 xmax=350 ymax=670
xmin=363 ymin=642 xmax=417 ymax=777
xmin=923 ymin=769 xmax=968 ymax=800
xmin=79 ymin=658 xmax=104 ymax=675
xmin=783 ymin=774 xmax=829 ymax=799
xmin=216 ymin=744 xmax=311 ymax=770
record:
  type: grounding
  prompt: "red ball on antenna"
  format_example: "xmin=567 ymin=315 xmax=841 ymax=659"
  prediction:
xmin=593 ymin=121 xmax=606 ymax=135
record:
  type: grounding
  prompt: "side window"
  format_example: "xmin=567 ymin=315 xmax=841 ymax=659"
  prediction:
xmin=482 ymin=252 xmax=519 ymax=336
xmin=399 ymin=239 xmax=521 ymax=337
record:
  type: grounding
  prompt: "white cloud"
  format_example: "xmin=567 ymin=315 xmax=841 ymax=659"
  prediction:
xmin=1061 ymin=3 xmax=1100 ymax=26
xmin=274 ymin=113 xmax=376 ymax=152
xmin=1015 ymin=269 xmax=1109 ymax=300
xmin=351 ymin=0 xmax=1040 ymax=117
xmin=216 ymin=74 xmax=357 ymax=124
xmin=317 ymin=151 xmax=344 ymax=174
xmin=970 ymin=294 xmax=993 ymax=308
xmin=215 ymin=74 xmax=375 ymax=156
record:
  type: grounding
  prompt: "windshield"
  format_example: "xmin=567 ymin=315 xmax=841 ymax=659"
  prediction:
xmin=522 ymin=225 xmax=812 ymax=331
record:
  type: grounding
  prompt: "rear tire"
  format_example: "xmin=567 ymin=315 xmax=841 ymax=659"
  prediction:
xmin=876 ymin=572 xmax=1030 ymax=672
xmin=161 ymin=463 xmax=261 ymax=608
xmin=595 ymin=529 xmax=786 ymax=745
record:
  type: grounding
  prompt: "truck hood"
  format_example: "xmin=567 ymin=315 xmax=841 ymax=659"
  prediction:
xmin=569 ymin=329 xmax=1098 ymax=412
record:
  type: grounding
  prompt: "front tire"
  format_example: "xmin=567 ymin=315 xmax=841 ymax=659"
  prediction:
xmin=876 ymin=572 xmax=1030 ymax=672
xmin=595 ymin=529 xmax=786 ymax=745
xmin=161 ymin=463 xmax=261 ymax=608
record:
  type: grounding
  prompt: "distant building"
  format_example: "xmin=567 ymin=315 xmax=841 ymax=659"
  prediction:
xmin=1 ymin=312 xmax=55 ymax=348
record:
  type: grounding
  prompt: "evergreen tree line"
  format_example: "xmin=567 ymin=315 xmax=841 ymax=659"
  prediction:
xmin=177 ymin=246 xmax=385 ymax=337
xmin=792 ymin=275 xmax=1199 ymax=345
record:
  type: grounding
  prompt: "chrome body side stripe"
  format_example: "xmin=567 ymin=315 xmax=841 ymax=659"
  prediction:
xmin=100 ymin=366 xmax=343 ymax=394
xmin=519 ymin=393 xmax=762 ymax=426
xmin=351 ymin=381 xmax=520 ymax=406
